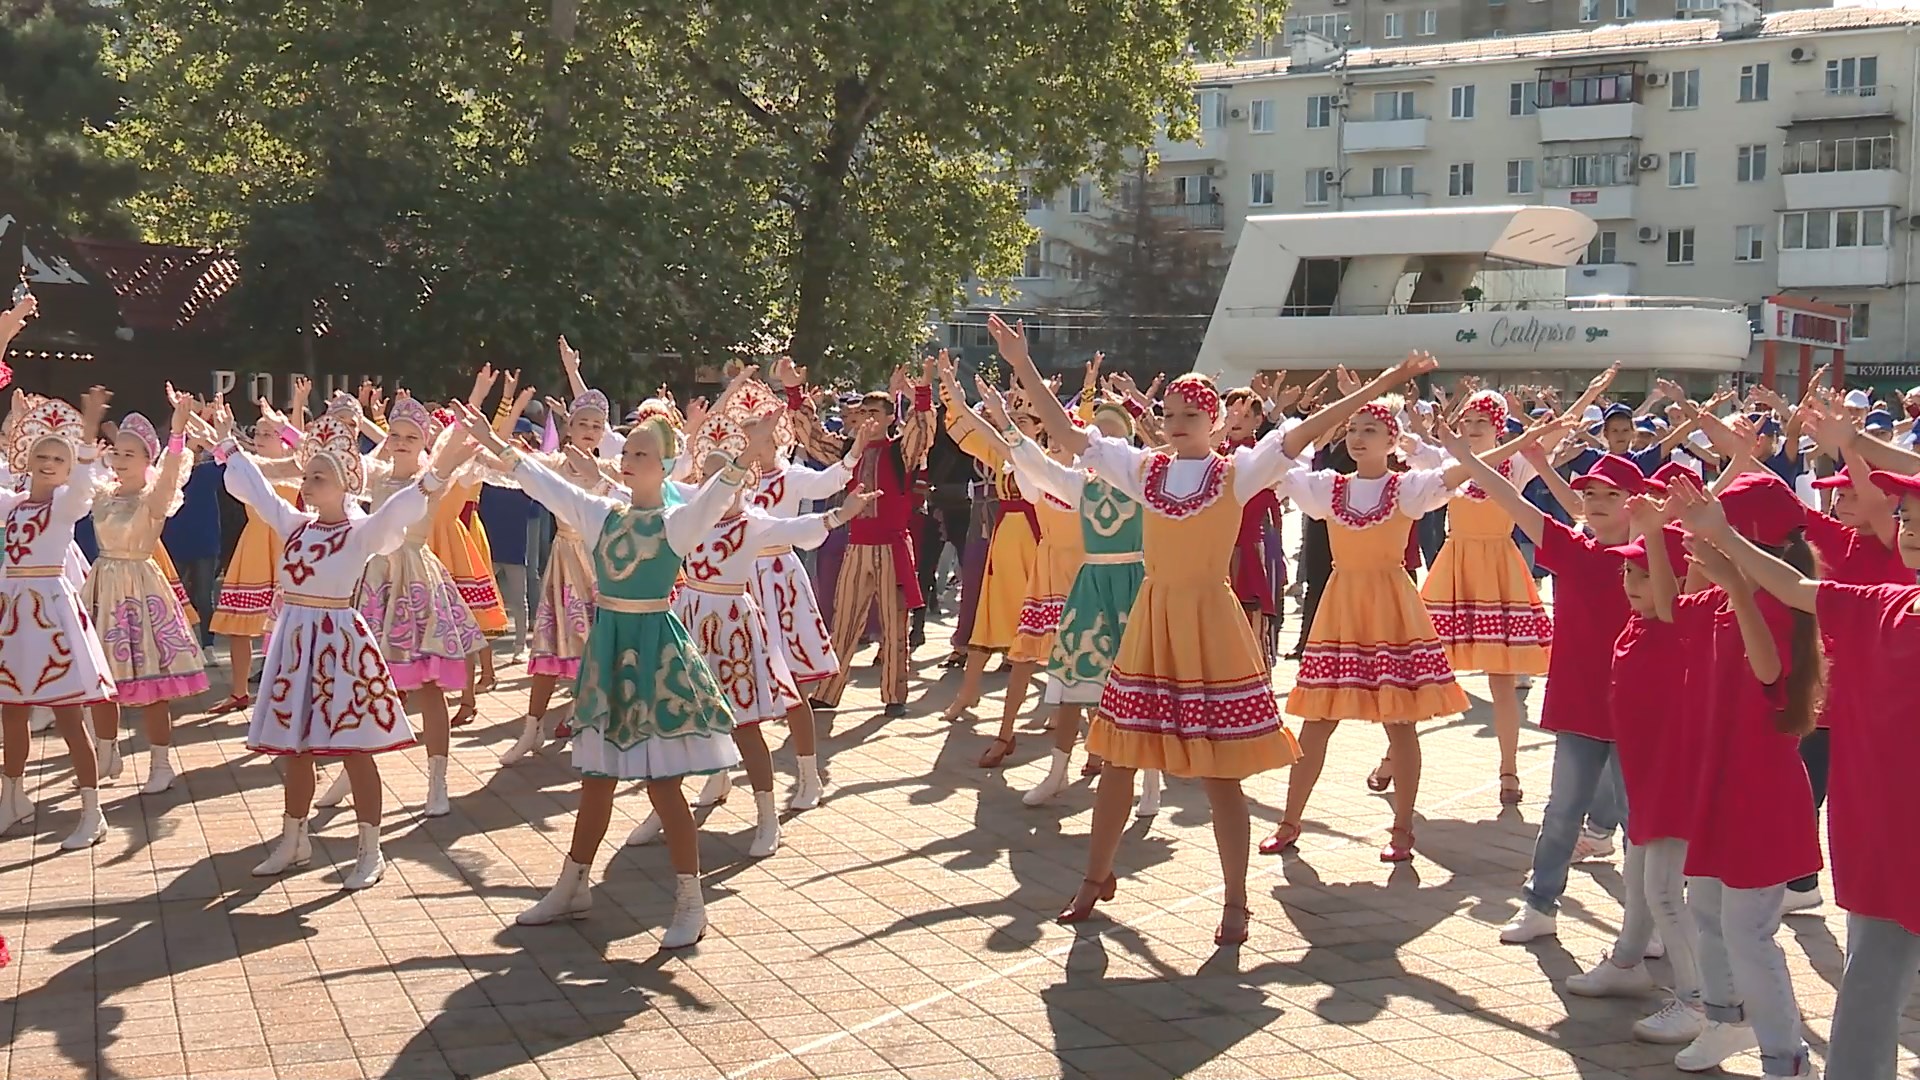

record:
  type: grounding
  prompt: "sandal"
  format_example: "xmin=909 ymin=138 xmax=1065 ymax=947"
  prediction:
xmin=1214 ymin=902 xmax=1251 ymax=946
xmin=1080 ymin=756 xmax=1104 ymax=779
xmin=977 ymin=735 xmax=1016 ymax=769
xmin=1366 ymin=757 xmax=1394 ymax=793
xmin=1258 ymin=821 xmax=1303 ymax=856
xmin=1380 ymin=826 xmax=1416 ymax=863
xmin=1056 ymin=873 xmax=1117 ymax=924
xmin=1499 ymin=772 xmax=1524 ymax=806
xmin=940 ymin=651 xmax=968 ymax=669
xmin=208 ymin=692 xmax=251 ymax=715
xmin=450 ymin=700 xmax=478 ymax=728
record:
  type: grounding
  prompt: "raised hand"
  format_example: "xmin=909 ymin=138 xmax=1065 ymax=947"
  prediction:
xmin=684 ymin=396 xmax=710 ymax=433
xmin=558 ymin=335 xmax=581 ymax=373
xmin=1431 ymin=416 xmax=1471 ymax=459
xmin=1667 ymin=481 xmax=1728 ymax=535
xmin=974 ymin=376 xmax=1013 ymax=433
xmin=290 ymin=375 xmax=313 ymax=406
xmin=1390 ymin=350 xmax=1440 ymax=383
xmin=0 ymin=293 xmax=37 ymax=343
xmin=1683 ymin=534 xmax=1742 ymax=589
xmin=170 ymin=387 xmax=196 ymax=434
xmin=501 ymin=368 xmax=521 ymax=396
xmin=1145 ymin=373 xmax=1165 ymax=400
xmin=1334 ymin=365 xmax=1360 ymax=396
xmin=986 ymin=314 xmax=1032 ymax=364
xmin=840 ymin=485 xmax=878 ymax=519
xmin=1083 ymin=352 xmax=1105 ymax=389
xmin=1588 ymin=363 xmax=1621 ymax=394
xmin=774 ymin=356 xmax=806 ymax=389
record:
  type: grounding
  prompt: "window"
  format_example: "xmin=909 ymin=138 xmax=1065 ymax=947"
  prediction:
xmin=1173 ymin=174 xmax=1214 ymax=204
xmin=1587 ymin=230 xmax=1619 ymax=264
xmin=1739 ymin=62 xmax=1770 ymax=102
xmin=1668 ymin=149 xmax=1697 ymax=187
xmin=1068 ymin=250 xmax=1091 ymax=281
xmin=1020 ymin=242 xmax=1043 ymax=279
xmin=1579 ymin=0 xmax=1600 ymax=22
xmin=1489 ymin=0 xmax=1504 ymax=7
xmin=1675 ymin=0 xmax=1715 ymax=11
xmin=1373 ymin=90 xmax=1417 ymax=121
xmin=1017 ymin=185 xmax=1047 ymax=211
xmin=1305 ymin=169 xmax=1332 ymax=206
xmin=1849 ymin=302 xmax=1871 ymax=340
xmin=1735 ymin=224 xmax=1765 ymax=262
xmin=1370 ymin=165 xmax=1416 ymax=195
xmin=1069 ymin=180 xmax=1093 ymax=214
xmin=1420 ymin=8 xmax=1439 ymax=34
xmin=1666 ymin=227 xmax=1696 ymax=265
xmin=1450 ymin=85 xmax=1477 ymax=119
xmin=1508 ymin=81 xmax=1537 ymax=116
xmin=1195 ymin=89 xmax=1228 ymax=129
xmin=1543 ymin=149 xmax=1635 ymax=187
xmin=1249 ymin=170 xmax=1276 ymax=206
xmin=1306 ymin=95 xmax=1334 ymax=128
xmin=1669 ymin=69 xmax=1700 ymax=109
xmin=1616 ymin=0 xmax=1637 ymax=15
xmin=1825 ymin=55 xmax=1879 ymax=96
xmin=1780 ymin=208 xmax=1891 ymax=250
xmin=1536 ymin=64 xmax=1640 ymax=108
xmin=1736 ymin=144 xmax=1767 ymax=182
xmin=1784 ymin=135 xmax=1896 ymax=174
xmin=1287 ymin=13 xmax=1353 ymax=43
xmin=1506 ymin=159 xmax=1536 ymax=194
xmin=1449 ymin=163 xmax=1476 ymax=197
xmin=1384 ymin=12 xmax=1404 ymax=38
xmin=1250 ymin=98 xmax=1276 ymax=133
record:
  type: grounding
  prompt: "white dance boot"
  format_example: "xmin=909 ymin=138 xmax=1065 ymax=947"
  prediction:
xmin=142 ymin=746 xmax=176 ymax=795
xmin=0 ymin=775 xmax=33 ymax=833
xmin=28 ymin=708 xmax=54 ymax=733
xmin=252 ymin=815 xmax=312 ymax=875
xmin=315 ymin=768 xmax=353 ymax=808
xmin=343 ymin=823 xmax=385 ymax=889
xmin=1024 ymin=749 xmax=1073 ymax=806
xmin=695 ymin=770 xmax=731 ymax=807
xmin=424 ymin=756 xmax=451 ymax=818
xmin=661 ymin=873 xmax=707 ymax=949
xmin=1135 ymin=769 xmax=1163 ymax=817
xmin=95 ymin=736 xmax=123 ymax=783
xmin=517 ymin=859 xmax=592 ymax=925
xmin=61 ymin=788 xmax=106 ymax=850
xmin=498 ymin=714 xmax=546 ymax=766
xmin=749 ymin=791 xmax=781 ymax=858
xmin=625 ymin=811 xmax=663 ymax=846
xmin=789 ymin=755 xmax=823 ymax=811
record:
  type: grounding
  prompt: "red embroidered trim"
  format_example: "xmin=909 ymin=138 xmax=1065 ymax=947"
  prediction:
xmin=1142 ymin=452 xmax=1226 ymax=519
xmin=1331 ymin=473 xmax=1401 ymax=530
xmin=1462 ymin=458 xmax=1513 ymax=502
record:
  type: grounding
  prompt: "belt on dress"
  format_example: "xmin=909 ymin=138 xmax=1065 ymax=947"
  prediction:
xmin=682 ymin=579 xmax=747 ymax=596
xmin=598 ymin=596 xmax=671 ymax=614
xmin=281 ymin=591 xmax=353 ymax=609
xmin=6 ymin=565 xmax=62 ymax=578
xmin=1081 ymin=552 xmax=1144 ymax=565
xmin=999 ymin=497 xmax=1041 ymax=542
xmin=97 ymin=550 xmax=151 ymax=560
xmin=758 ymin=546 xmax=795 ymax=558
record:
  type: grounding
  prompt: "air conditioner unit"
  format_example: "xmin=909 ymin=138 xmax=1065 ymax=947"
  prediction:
xmin=1321 ymin=169 xmax=1338 ymax=183
xmin=1637 ymin=153 xmax=1662 ymax=170
xmin=1230 ymin=106 xmax=1246 ymax=120
xmin=1205 ymin=165 xmax=1219 ymax=177
xmin=1644 ymin=71 xmax=1669 ymax=87
xmin=1789 ymin=46 xmax=1816 ymax=63
xmin=1636 ymin=225 xmax=1664 ymax=243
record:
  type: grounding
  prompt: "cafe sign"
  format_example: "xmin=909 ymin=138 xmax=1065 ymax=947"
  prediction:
xmin=1455 ymin=316 xmax=1608 ymax=351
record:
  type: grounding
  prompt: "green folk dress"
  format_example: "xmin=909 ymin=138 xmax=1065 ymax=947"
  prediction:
xmin=508 ymin=454 xmax=742 ymax=781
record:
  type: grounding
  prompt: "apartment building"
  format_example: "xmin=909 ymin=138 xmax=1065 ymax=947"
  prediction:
xmin=1264 ymin=0 xmax=1827 ymax=52
xmin=992 ymin=5 xmax=1920 ymax=385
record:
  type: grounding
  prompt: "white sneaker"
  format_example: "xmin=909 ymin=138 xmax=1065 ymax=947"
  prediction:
xmin=498 ymin=715 xmax=544 ymax=766
xmin=0 ymin=775 xmax=33 ymax=833
xmin=789 ymin=755 xmax=823 ymax=811
xmin=1573 ymin=829 xmax=1616 ymax=862
xmin=28 ymin=708 xmax=54 ymax=733
xmin=1635 ymin=998 xmax=1707 ymax=1045
xmin=1781 ymin=887 xmax=1822 ymax=914
xmin=423 ymin=756 xmax=451 ymax=818
xmin=517 ymin=859 xmax=592 ymax=925
xmin=1764 ymin=1056 xmax=1819 ymax=1079
xmin=1515 ymin=674 xmax=1534 ymax=689
xmin=1645 ymin=931 xmax=1666 ymax=960
xmin=625 ymin=812 xmax=663 ymax=846
xmin=1499 ymin=906 xmax=1557 ymax=944
xmin=695 ymin=770 xmax=731 ymax=807
xmin=141 ymin=747 xmax=176 ymax=795
xmin=252 ymin=815 xmax=312 ymax=876
xmin=1566 ymin=954 xmax=1655 ymax=997
xmin=661 ymin=873 xmax=707 ymax=949
xmin=1675 ymin=1020 xmax=1760 ymax=1072
xmin=95 ymin=736 xmax=124 ymax=783
xmin=1023 ymin=749 xmax=1072 ymax=806
xmin=60 ymin=788 xmax=106 ymax=850
xmin=748 ymin=791 xmax=780 ymax=858
xmin=342 ymin=823 xmax=385 ymax=890
xmin=315 ymin=768 xmax=353 ymax=808
xmin=1135 ymin=769 xmax=1163 ymax=818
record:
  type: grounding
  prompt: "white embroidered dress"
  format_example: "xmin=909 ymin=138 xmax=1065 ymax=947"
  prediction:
xmin=745 ymin=460 xmax=850 ymax=683
xmin=0 ymin=457 xmax=117 ymax=706
xmin=219 ymin=447 xmax=425 ymax=756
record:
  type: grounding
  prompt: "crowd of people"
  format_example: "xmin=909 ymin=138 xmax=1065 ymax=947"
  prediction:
xmin=0 ymin=290 xmax=1915 ymax=1079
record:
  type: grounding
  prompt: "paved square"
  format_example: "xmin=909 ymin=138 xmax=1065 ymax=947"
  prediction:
xmin=0 ymin=601 xmax=1907 ymax=1079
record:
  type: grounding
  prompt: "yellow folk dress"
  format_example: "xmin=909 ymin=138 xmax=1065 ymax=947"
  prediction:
xmin=944 ymin=399 xmax=1039 ymax=653
xmin=1418 ymin=459 xmax=1551 ymax=675
xmin=1010 ymin=489 xmax=1084 ymax=665
xmin=209 ymin=479 xmax=301 ymax=638
xmin=430 ymin=479 xmax=508 ymax=635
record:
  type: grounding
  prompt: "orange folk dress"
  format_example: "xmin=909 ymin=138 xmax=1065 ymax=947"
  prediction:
xmin=1286 ymin=469 xmax=1471 ymax=723
xmin=1419 ymin=458 xmax=1551 ymax=675
xmin=209 ymin=479 xmax=301 ymax=639
xmin=1009 ymin=482 xmax=1085 ymax=666
xmin=943 ymin=395 xmax=1039 ymax=653
xmin=430 ymin=479 xmax=508 ymax=636
xmin=1080 ymin=433 xmax=1302 ymax=780
xmin=153 ymin=540 xmax=198 ymax=626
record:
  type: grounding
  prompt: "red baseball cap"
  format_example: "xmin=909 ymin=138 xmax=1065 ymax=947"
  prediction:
xmin=1868 ymin=469 xmax=1920 ymax=500
xmin=1570 ymin=453 xmax=1655 ymax=494
xmin=1718 ymin=471 xmax=1808 ymax=547
xmin=1651 ymin=461 xmax=1701 ymax=494
xmin=1811 ymin=466 xmax=1857 ymax=491
xmin=1605 ymin=523 xmax=1690 ymax=577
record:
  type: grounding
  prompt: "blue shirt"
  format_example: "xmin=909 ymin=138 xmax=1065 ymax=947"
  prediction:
xmin=1763 ymin=450 xmax=1805 ymax=488
xmin=478 ymin=485 xmax=537 ymax=566
xmin=162 ymin=459 xmax=227 ymax=562
xmin=1565 ymin=444 xmax=1664 ymax=478
xmin=74 ymin=515 xmax=98 ymax=562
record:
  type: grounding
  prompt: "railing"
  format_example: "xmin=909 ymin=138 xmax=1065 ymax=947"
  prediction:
xmin=1150 ymin=202 xmax=1225 ymax=229
xmin=1793 ymin=85 xmax=1896 ymax=121
xmin=1220 ymin=295 xmax=1747 ymax=318
xmin=1353 ymin=111 xmax=1430 ymax=122
xmin=1781 ymin=135 xmax=1897 ymax=175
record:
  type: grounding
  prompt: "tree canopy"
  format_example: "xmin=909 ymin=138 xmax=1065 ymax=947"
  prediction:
xmin=2 ymin=0 xmax=141 ymax=238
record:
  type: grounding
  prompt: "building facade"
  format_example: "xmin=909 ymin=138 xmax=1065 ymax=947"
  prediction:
xmin=1266 ymin=0 xmax=1825 ymax=53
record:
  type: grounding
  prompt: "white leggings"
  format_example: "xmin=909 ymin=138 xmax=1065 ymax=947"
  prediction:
xmin=1689 ymin=876 xmax=1808 ymax=1075
xmin=1613 ymin=839 xmax=1703 ymax=1005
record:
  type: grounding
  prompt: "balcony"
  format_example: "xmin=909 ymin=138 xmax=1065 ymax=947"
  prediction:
xmin=1537 ymin=102 xmax=1644 ymax=143
xmin=1783 ymin=168 xmax=1903 ymax=210
xmin=1545 ymin=184 xmax=1636 ymax=220
xmin=1151 ymin=202 xmax=1226 ymax=230
xmin=1156 ymin=128 xmax=1229 ymax=164
xmin=1345 ymin=116 xmax=1430 ymax=153
xmin=1346 ymin=191 xmax=1432 ymax=210
xmin=1566 ymin=262 xmax=1636 ymax=297
xmin=1791 ymin=85 xmax=1897 ymax=124
xmin=1777 ymin=247 xmax=1895 ymax=288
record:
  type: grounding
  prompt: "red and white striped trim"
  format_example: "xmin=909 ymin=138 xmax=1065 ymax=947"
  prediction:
xmin=1295 ymin=638 xmax=1457 ymax=690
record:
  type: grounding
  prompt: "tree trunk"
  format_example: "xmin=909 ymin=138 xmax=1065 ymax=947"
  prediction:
xmin=543 ymin=0 xmax=580 ymax=136
xmin=788 ymin=195 xmax=840 ymax=373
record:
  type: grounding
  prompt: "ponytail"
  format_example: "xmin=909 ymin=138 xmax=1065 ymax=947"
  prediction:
xmin=1770 ymin=528 xmax=1826 ymax=736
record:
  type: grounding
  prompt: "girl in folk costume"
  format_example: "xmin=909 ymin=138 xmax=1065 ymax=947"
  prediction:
xmin=310 ymin=396 xmax=486 ymax=818
xmin=1262 ymin=381 xmax=1482 ymax=865
xmin=935 ymin=354 xmax=1044 ymax=741
xmin=0 ymin=389 xmax=119 ymax=850
xmin=205 ymin=412 xmax=303 ymax=715
xmin=1219 ymin=384 xmax=1286 ymax=663
xmin=967 ymin=383 xmax=1158 ymax=811
xmin=628 ymin=411 xmax=871 ymax=856
xmin=1416 ymin=389 xmax=1552 ymax=804
xmin=440 ymin=365 xmax=520 ymax=720
xmin=996 ymin=318 xmax=1374 ymax=944
xmin=221 ymin=409 xmax=455 ymax=889
xmin=450 ymin=405 xmax=745 ymax=946
xmin=81 ymin=396 xmax=212 ymax=795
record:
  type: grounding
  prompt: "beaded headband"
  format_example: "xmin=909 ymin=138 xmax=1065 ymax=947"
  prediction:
xmin=295 ymin=414 xmax=366 ymax=496
xmin=1166 ymin=375 xmax=1221 ymax=424
xmin=118 ymin=413 xmax=160 ymax=460
xmin=325 ymin=392 xmax=363 ymax=422
xmin=8 ymin=398 xmax=85 ymax=474
xmin=386 ymin=397 xmax=441 ymax=443
xmin=570 ymin=388 xmax=611 ymax=420
xmin=1462 ymin=390 xmax=1507 ymax=431
xmin=1355 ymin=401 xmax=1400 ymax=436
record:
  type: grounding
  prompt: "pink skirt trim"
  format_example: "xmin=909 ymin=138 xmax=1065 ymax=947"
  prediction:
xmin=529 ymin=655 xmax=581 ymax=678
xmin=386 ymin=655 xmax=470 ymax=692
xmin=114 ymin=671 xmax=213 ymax=708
